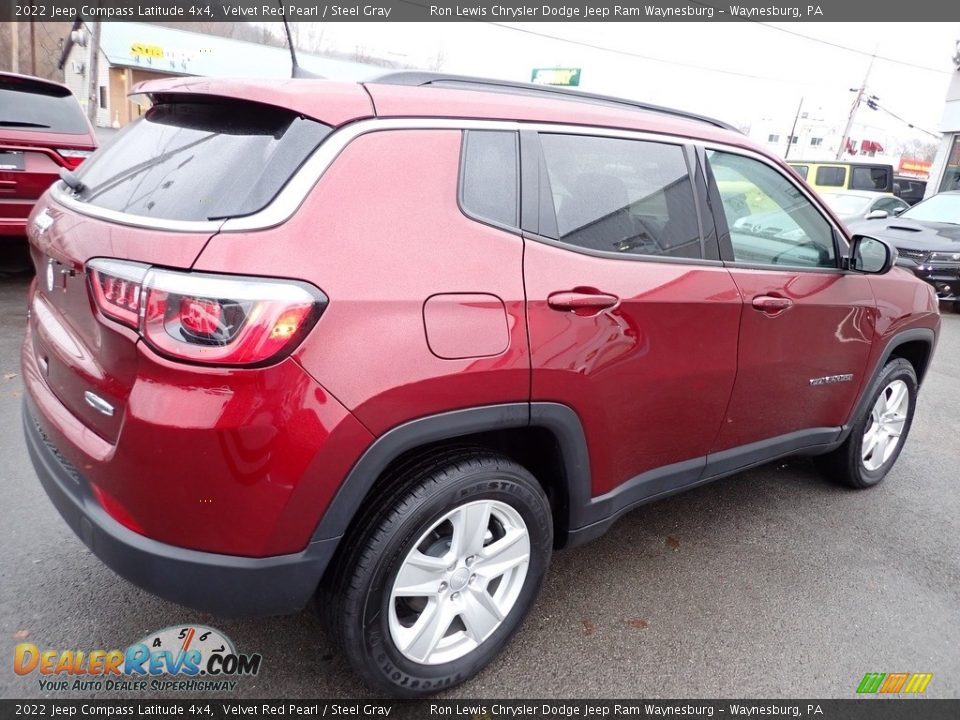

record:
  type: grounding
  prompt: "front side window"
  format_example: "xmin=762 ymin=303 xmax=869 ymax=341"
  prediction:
xmin=460 ymin=130 xmax=519 ymax=228
xmin=708 ymin=150 xmax=836 ymax=269
xmin=874 ymin=197 xmax=908 ymax=215
xmin=815 ymin=166 xmax=846 ymax=187
xmin=538 ymin=134 xmax=701 ymax=259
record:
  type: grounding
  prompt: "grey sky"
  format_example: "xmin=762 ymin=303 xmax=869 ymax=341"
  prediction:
xmin=296 ymin=21 xmax=958 ymax=144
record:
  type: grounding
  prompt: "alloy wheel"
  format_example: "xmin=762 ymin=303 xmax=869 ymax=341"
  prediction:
xmin=388 ymin=499 xmax=530 ymax=665
xmin=862 ymin=379 xmax=910 ymax=472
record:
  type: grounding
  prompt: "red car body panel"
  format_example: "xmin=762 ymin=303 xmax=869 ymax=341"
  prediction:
xmin=194 ymin=130 xmax=530 ymax=436
xmin=711 ymin=267 xmax=879 ymax=451
xmin=0 ymin=74 xmax=97 ymax=237
xmin=523 ymin=240 xmax=742 ymax=495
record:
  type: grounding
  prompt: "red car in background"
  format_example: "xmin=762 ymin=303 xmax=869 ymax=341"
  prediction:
xmin=0 ymin=72 xmax=97 ymax=237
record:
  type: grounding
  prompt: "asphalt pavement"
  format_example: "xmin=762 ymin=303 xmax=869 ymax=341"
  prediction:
xmin=0 ymin=266 xmax=957 ymax=699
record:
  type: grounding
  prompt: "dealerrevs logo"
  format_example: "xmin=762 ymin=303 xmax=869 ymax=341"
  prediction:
xmin=13 ymin=625 xmax=261 ymax=693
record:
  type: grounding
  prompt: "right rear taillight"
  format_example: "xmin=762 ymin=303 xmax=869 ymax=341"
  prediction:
xmin=87 ymin=259 xmax=326 ymax=367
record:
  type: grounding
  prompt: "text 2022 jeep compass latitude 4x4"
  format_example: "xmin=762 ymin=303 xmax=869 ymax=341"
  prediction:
xmin=22 ymin=73 xmax=940 ymax=695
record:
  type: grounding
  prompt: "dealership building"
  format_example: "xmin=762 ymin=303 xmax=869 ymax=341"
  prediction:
xmin=927 ymin=48 xmax=960 ymax=196
xmin=58 ymin=22 xmax=387 ymax=127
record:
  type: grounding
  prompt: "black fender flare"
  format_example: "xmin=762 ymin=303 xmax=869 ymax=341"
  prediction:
xmin=837 ymin=326 xmax=936 ymax=443
xmin=310 ymin=402 xmax=592 ymax=544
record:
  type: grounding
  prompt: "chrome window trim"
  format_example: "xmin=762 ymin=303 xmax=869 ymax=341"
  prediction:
xmin=49 ymin=117 xmax=831 ymax=240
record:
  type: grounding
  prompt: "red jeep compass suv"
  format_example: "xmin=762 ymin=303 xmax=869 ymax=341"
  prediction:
xmin=1 ymin=72 xmax=97 ymax=237
xmin=22 ymin=73 xmax=940 ymax=695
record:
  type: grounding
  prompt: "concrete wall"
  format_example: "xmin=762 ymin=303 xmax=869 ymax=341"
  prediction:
xmin=926 ymin=70 xmax=960 ymax=197
xmin=63 ymin=41 xmax=112 ymax=127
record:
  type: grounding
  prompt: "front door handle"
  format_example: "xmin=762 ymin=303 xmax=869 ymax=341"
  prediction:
xmin=548 ymin=290 xmax=620 ymax=316
xmin=752 ymin=295 xmax=794 ymax=315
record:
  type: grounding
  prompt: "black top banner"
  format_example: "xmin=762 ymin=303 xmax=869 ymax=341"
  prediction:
xmin=3 ymin=0 xmax=960 ymax=22
xmin=0 ymin=700 xmax=959 ymax=720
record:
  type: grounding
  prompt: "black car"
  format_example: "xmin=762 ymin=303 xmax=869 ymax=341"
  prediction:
xmin=893 ymin=176 xmax=928 ymax=206
xmin=849 ymin=191 xmax=960 ymax=309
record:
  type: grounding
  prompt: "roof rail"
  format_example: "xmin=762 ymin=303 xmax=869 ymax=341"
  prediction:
xmin=369 ymin=71 xmax=740 ymax=133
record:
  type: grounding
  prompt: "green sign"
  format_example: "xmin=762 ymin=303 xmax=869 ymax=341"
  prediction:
xmin=531 ymin=68 xmax=581 ymax=87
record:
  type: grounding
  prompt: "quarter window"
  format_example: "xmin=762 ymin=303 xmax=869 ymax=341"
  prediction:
xmin=538 ymin=134 xmax=701 ymax=259
xmin=460 ymin=130 xmax=519 ymax=228
xmin=707 ymin=150 xmax=836 ymax=269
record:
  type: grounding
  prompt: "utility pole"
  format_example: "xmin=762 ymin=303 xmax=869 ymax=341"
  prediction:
xmin=784 ymin=96 xmax=803 ymax=160
xmin=29 ymin=20 xmax=36 ymax=75
xmin=86 ymin=21 xmax=101 ymax=125
xmin=836 ymin=51 xmax=876 ymax=160
xmin=11 ymin=22 xmax=19 ymax=73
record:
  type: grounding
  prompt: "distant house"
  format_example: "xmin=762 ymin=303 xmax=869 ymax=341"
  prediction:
xmin=59 ymin=22 xmax=390 ymax=127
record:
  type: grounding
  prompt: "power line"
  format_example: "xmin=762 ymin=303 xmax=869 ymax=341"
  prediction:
xmin=873 ymin=104 xmax=941 ymax=138
xmin=753 ymin=22 xmax=951 ymax=75
xmin=684 ymin=0 xmax=951 ymax=75
xmin=485 ymin=21 xmax=852 ymax=89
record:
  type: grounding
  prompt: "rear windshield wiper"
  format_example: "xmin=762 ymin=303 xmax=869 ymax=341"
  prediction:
xmin=0 ymin=121 xmax=51 ymax=128
xmin=59 ymin=168 xmax=85 ymax=193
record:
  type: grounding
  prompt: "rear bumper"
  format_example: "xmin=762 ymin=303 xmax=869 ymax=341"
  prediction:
xmin=0 ymin=216 xmax=29 ymax=236
xmin=23 ymin=398 xmax=338 ymax=617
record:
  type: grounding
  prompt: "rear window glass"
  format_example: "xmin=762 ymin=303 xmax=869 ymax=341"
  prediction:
xmin=0 ymin=78 xmax=88 ymax=134
xmin=539 ymin=133 xmax=701 ymax=259
xmin=72 ymin=101 xmax=330 ymax=222
xmin=460 ymin=130 xmax=519 ymax=228
xmin=851 ymin=166 xmax=890 ymax=191
xmin=815 ymin=166 xmax=846 ymax=187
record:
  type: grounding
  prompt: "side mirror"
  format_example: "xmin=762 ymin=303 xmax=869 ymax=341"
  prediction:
xmin=847 ymin=235 xmax=897 ymax=274
xmin=865 ymin=209 xmax=889 ymax=220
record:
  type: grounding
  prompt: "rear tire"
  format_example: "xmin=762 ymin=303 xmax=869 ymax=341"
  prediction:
xmin=320 ymin=449 xmax=552 ymax=696
xmin=815 ymin=358 xmax=917 ymax=489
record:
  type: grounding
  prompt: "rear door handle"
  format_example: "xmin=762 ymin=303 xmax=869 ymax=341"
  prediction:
xmin=751 ymin=295 xmax=794 ymax=315
xmin=548 ymin=290 xmax=620 ymax=316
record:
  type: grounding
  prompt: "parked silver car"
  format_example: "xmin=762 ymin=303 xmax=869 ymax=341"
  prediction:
xmin=820 ymin=190 xmax=910 ymax=224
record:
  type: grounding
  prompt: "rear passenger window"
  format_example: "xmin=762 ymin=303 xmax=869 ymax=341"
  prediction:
xmin=460 ymin=131 xmax=519 ymax=228
xmin=790 ymin=164 xmax=809 ymax=180
xmin=538 ymin=134 xmax=701 ymax=259
xmin=851 ymin=166 xmax=890 ymax=191
xmin=815 ymin=166 xmax=846 ymax=187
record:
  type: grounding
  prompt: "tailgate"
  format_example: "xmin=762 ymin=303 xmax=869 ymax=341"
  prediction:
xmin=27 ymin=197 xmax=217 ymax=443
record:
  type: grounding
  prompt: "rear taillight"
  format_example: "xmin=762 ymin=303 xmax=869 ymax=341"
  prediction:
xmin=56 ymin=148 xmax=93 ymax=170
xmin=88 ymin=259 xmax=149 ymax=328
xmin=87 ymin=259 xmax=326 ymax=367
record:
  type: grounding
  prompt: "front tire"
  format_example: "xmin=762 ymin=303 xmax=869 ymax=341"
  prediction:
xmin=815 ymin=358 xmax=918 ymax=489
xmin=321 ymin=449 xmax=552 ymax=696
